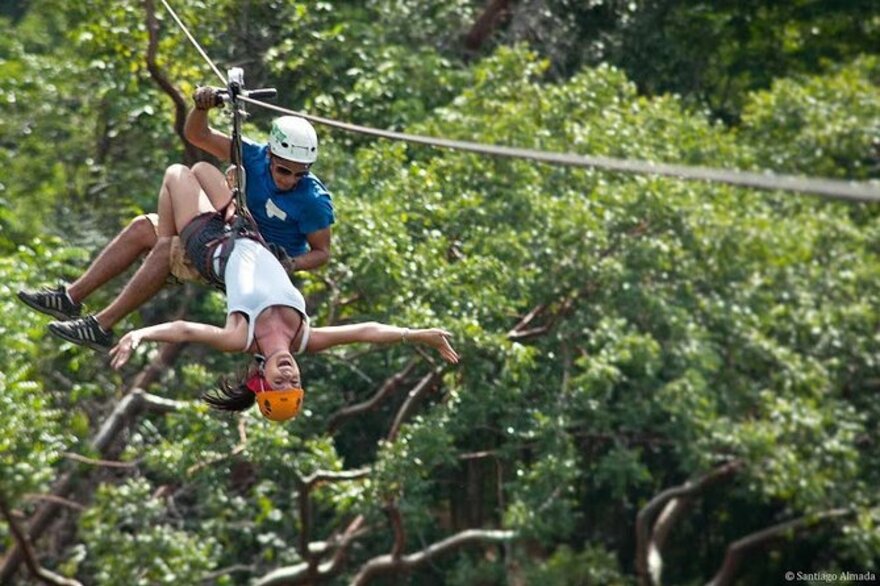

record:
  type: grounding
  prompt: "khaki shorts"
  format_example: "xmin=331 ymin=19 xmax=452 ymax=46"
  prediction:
xmin=146 ymin=213 xmax=207 ymax=284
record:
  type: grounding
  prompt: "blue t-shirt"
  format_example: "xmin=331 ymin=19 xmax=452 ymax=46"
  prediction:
xmin=242 ymin=139 xmax=335 ymax=257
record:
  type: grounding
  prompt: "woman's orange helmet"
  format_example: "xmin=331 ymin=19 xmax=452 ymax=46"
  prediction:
xmin=247 ymin=375 xmax=304 ymax=422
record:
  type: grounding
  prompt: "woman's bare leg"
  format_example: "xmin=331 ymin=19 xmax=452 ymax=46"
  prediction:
xmin=156 ymin=164 xmax=218 ymax=237
xmin=192 ymin=161 xmax=233 ymax=211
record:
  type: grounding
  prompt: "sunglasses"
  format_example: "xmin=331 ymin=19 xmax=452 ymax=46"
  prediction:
xmin=271 ymin=158 xmax=309 ymax=178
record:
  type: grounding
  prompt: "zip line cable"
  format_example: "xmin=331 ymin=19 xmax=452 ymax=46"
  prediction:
xmin=160 ymin=0 xmax=880 ymax=204
xmin=158 ymin=0 xmax=226 ymax=85
xmin=242 ymin=95 xmax=880 ymax=203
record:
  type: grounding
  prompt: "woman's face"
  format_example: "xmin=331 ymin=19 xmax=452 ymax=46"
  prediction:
xmin=264 ymin=351 xmax=302 ymax=390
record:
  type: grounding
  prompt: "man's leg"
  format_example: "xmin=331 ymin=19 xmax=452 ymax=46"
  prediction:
xmin=48 ymin=164 xmax=218 ymax=351
xmin=67 ymin=214 xmax=158 ymax=304
xmin=17 ymin=214 xmax=157 ymax=321
xmin=93 ymin=237 xmax=172 ymax=331
xmin=47 ymin=237 xmax=172 ymax=352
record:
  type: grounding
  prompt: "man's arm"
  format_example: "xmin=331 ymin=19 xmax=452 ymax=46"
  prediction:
xmin=285 ymin=227 xmax=331 ymax=272
xmin=184 ymin=87 xmax=232 ymax=161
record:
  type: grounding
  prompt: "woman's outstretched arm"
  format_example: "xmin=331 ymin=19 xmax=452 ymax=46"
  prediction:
xmin=307 ymin=322 xmax=459 ymax=363
xmin=110 ymin=316 xmax=246 ymax=369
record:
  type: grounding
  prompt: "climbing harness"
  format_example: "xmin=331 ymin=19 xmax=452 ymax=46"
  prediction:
xmin=191 ymin=67 xmax=278 ymax=291
xmin=213 ymin=67 xmax=276 ymax=235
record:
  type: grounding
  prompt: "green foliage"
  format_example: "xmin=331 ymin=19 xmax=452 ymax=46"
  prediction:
xmin=0 ymin=242 xmax=82 ymax=550
xmin=740 ymin=56 xmax=880 ymax=178
xmin=524 ymin=543 xmax=630 ymax=586
xmin=486 ymin=0 xmax=880 ymax=120
xmin=77 ymin=478 xmax=218 ymax=585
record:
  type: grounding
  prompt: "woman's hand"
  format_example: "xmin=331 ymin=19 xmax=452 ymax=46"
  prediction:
xmin=109 ymin=331 xmax=143 ymax=370
xmin=410 ymin=328 xmax=460 ymax=364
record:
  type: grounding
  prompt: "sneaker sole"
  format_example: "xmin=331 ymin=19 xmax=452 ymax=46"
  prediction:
xmin=47 ymin=323 xmax=112 ymax=353
xmin=17 ymin=291 xmax=79 ymax=321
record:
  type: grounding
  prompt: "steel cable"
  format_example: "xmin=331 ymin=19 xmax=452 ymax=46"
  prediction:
xmin=160 ymin=0 xmax=880 ymax=203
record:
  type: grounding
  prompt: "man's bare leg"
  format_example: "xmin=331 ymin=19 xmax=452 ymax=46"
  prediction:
xmin=93 ymin=237 xmax=172 ymax=331
xmin=17 ymin=213 xmax=158 ymax=321
xmin=66 ymin=214 xmax=158 ymax=304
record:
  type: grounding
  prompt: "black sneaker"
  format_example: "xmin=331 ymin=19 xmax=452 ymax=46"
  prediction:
xmin=48 ymin=316 xmax=114 ymax=352
xmin=17 ymin=284 xmax=82 ymax=321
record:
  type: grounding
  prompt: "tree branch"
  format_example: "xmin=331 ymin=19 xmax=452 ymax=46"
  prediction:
xmin=636 ymin=460 xmax=743 ymax=586
xmin=253 ymin=515 xmax=368 ymax=586
xmin=387 ymin=503 xmax=406 ymax=559
xmin=464 ymin=0 xmax=512 ymax=52
xmin=302 ymin=468 xmax=372 ymax=490
xmin=0 ymin=492 xmax=82 ymax=586
xmin=62 ymin=452 xmax=137 ymax=469
xmin=144 ymin=0 xmax=200 ymax=164
xmin=706 ymin=509 xmax=854 ymax=586
xmin=200 ymin=564 xmax=254 ymax=583
xmin=506 ymin=291 xmax=581 ymax=341
xmin=350 ymin=529 xmax=517 ymax=586
xmin=387 ymin=368 xmax=444 ymax=442
xmin=327 ymin=359 xmax=420 ymax=433
xmin=21 ymin=494 xmax=85 ymax=512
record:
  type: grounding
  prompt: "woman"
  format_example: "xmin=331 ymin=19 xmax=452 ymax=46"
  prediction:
xmin=110 ymin=164 xmax=459 ymax=422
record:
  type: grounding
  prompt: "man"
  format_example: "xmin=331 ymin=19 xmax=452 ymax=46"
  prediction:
xmin=185 ymin=86 xmax=333 ymax=272
xmin=17 ymin=87 xmax=334 ymax=351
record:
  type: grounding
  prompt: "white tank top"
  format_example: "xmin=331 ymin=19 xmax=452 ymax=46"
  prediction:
xmin=221 ymin=238 xmax=310 ymax=352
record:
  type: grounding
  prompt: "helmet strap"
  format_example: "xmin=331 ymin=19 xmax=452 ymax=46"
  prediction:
xmin=246 ymin=373 xmax=266 ymax=394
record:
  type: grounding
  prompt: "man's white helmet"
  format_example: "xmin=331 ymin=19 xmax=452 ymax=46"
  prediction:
xmin=269 ymin=116 xmax=318 ymax=164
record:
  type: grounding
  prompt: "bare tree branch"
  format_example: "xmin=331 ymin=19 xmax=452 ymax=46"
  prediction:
xmin=62 ymin=452 xmax=137 ymax=469
xmin=21 ymin=494 xmax=85 ymax=512
xmin=350 ymin=529 xmax=517 ymax=586
xmin=464 ymin=0 xmax=512 ymax=52
xmin=327 ymin=359 xmax=420 ymax=433
xmin=636 ymin=460 xmax=742 ymax=586
xmin=200 ymin=564 xmax=254 ymax=583
xmin=254 ymin=515 xmax=368 ymax=586
xmin=0 ymin=492 xmax=82 ymax=586
xmin=302 ymin=468 xmax=372 ymax=490
xmin=387 ymin=368 xmax=444 ymax=442
xmin=706 ymin=509 xmax=853 ymax=586
xmin=506 ymin=302 xmax=549 ymax=340
xmin=144 ymin=0 xmax=200 ymax=164
xmin=387 ymin=504 xmax=406 ymax=559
